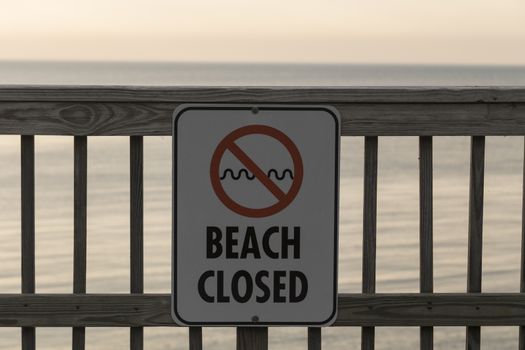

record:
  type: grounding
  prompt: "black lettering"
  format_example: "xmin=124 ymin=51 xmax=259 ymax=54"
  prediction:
xmin=255 ymin=270 xmax=270 ymax=303
xmin=217 ymin=271 xmax=230 ymax=302
xmin=262 ymin=226 xmax=279 ymax=259
xmin=226 ymin=227 xmax=239 ymax=259
xmin=282 ymin=226 xmax=300 ymax=259
xmin=273 ymin=270 xmax=286 ymax=302
xmin=241 ymin=226 xmax=261 ymax=259
xmin=206 ymin=226 xmax=223 ymax=258
xmin=231 ymin=270 xmax=253 ymax=303
xmin=198 ymin=270 xmax=214 ymax=302
xmin=290 ymin=271 xmax=308 ymax=302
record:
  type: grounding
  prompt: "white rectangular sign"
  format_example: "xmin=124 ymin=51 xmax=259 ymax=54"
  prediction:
xmin=172 ymin=105 xmax=339 ymax=326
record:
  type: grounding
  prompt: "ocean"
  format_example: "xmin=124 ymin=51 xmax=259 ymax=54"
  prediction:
xmin=1 ymin=62 xmax=525 ymax=349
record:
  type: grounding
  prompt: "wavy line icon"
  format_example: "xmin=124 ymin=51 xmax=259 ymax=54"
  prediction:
xmin=220 ymin=168 xmax=294 ymax=180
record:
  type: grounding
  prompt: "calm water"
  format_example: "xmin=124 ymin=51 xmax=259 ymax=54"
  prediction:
xmin=2 ymin=61 xmax=525 ymax=86
xmin=0 ymin=62 xmax=525 ymax=349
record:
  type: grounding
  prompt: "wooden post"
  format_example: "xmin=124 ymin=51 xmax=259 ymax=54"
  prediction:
xmin=466 ymin=136 xmax=485 ymax=350
xmin=130 ymin=136 xmax=144 ymax=350
xmin=73 ymin=136 xmax=87 ymax=350
xmin=419 ymin=136 xmax=433 ymax=350
xmin=308 ymin=328 xmax=321 ymax=350
xmin=362 ymin=136 xmax=378 ymax=350
xmin=189 ymin=327 xmax=203 ymax=350
xmin=519 ymin=138 xmax=525 ymax=350
xmin=237 ymin=327 xmax=268 ymax=350
xmin=21 ymin=135 xmax=35 ymax=350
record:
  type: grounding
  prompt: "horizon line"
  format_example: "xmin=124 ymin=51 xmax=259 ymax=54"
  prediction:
xmin=1 ymin=59 xmax=525 ymax=68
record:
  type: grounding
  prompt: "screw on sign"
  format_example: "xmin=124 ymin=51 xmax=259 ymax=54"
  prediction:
xmin=210 ymin=124 xmax=303 ymax=218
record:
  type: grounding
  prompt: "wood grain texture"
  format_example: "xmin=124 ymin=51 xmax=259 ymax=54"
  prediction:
xmin=521 ymin=137 xmax=525 ymax=350
xmin=73 ymin=136 xmax=87 ymax=350
xmin=308 ymin=328 xmax=321 ymax=350
xmin=338 ymin=293 xmax=525 ymax=327
xmin=335 ymin=293 xmax=525 ymax=326
xmin=466 ymin=136 xmax=485 ymax=350
xmin=1 ymin=86 xmax=525 ymax=103
xmin=1 ymin=294 xmax=525 ymax=327
xmin=419 ymin=137 xmax=434 ymax=294
xmin=189 ymin=327 xmax=202 ymax=350
xmin=363 ymin=137 xmax=378 ymax=292
xmin=21 ymin=327 xmax=35 ymax=350
xmin=237 ymin=328 xmax=268 ymax=350
xmin=130 ymin=136 xmax=144 ymax=350
xmin=1 ymin=102 xmax=525 ymax=136
xmin=72 ymin=327 xmax=85 ymax=350
xmin=21 ymin=136 xmax=35 ymax=294
xmin=21 ymin=135 xmax=35 ymax=350
xmin=362 ymin=136 xmax=378 ymax=350
xmin=73 ymin=136 xmax=88 ymax=294
xmin=419 ymin=136 xmax=433 ymax=350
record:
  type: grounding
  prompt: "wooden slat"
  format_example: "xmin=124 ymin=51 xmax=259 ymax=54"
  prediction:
xmin=71 ymin=322 xmax=85 ymax=348
xmin=237 ymin=328 xmax=268 ymax=350
xmin=130 ymin=136 xmax=144 ymax=350
xmin=1 ymin=102 xmax=525 ymax=136
xmin=362 ymin=136 xmax=378 ymax=350
xmin=189 ymin=327 xmax=202 ymax=350
xmin=308 ymin=328 xmax=321 ymax=350
xmin=73 ymin=136 xmax=87 ymax=350
xmin=519 ymin=138 xmax=525 ymax=350
xmin=419 ymin=136 xmax=433 ymax=350
xmin=2 ymin=293 xmax=525 ymax=327
xmin=1 ymin=86 xmax=525 ymax=103
xmin=466 ymin=136 xmax=485 ymax=350
xmin=337 ymin=293 xmax=525 ymax=327
xmin=21 ymin=135 xmax=35 ymax=350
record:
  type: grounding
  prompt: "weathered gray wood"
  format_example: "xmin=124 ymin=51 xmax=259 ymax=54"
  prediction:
xmin=0 ymin=102 xmax=172 ymax=136
xmin=1 ymin=86 xmax=525 ymax=103
xmin=1 ymin=102 xmax=525 ymax=136
xmin=466 ymin=328 xmax=480 ymax=350
xmin=419 ymin=136 xmax=433 ymax=350
xmin=73 ymin=136 xmax=87 ymax=350
xmin=521 ymin=137 xmax=525 ymax=350
xmin=308 ymin=328 xmax=321 ymax=350
xmin=21 ymin=135 xmax=35 ymax=350
xmin=237 ymin=328 xmax=267 ymax=350
xmin=420 ymin=327 xmax=433 ymax=350
xmin=130 ymin=136 xmax=144 ymax=350
xmin=189 ymin=327 xmax=202 ymax=350
xmin=0 ymin=294 xmax=174 ymax=327
xmin=419 ymin=137 xmax=434 ymax=293
xmin=466 ymin=136 xmax=485 ymax=350
xmin=73 ymin=136 xmax=88 ymax=295
xmin=336 ymin=293 xmax=525 ymax=327
xmin=2 ymin=294 xmax=525 ymax=327
xmin=362 ymin=136 xmax=378 ymax=350
xmin=21 ymin=326 xmax=35 ymax=350
xmin=72 ymin=325 xmax=85 ymax=349
xmin=21 ymin=136 xmax=35 ymax=294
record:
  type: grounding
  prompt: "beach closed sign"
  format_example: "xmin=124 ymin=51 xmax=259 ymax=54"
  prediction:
xmin=172 ymin=105 xmax=339 ymax=326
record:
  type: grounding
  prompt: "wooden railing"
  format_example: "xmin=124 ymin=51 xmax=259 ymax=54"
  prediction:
xmin=1 ymin=86 xmax=525 ymax=350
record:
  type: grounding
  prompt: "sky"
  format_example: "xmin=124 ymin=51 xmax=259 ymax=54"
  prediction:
xmin=1 ymin=0 xmax=524 ymax=64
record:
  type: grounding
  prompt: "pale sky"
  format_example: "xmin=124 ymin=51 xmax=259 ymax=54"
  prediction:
xmin=1 ymin=0 xmax=524 ymax=64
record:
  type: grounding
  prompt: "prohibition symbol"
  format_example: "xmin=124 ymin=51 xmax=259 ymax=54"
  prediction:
xmin=210 ymin=125 xmax=303 ymax=218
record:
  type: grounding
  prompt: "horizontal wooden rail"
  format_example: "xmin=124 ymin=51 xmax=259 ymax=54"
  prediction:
xmin=0 ymin=102 xmax=524 ymax=136
xmin=0 ymin=87 xmax=525 ymax=136
xmin=1 ymin=86 xmax=525 ymax=103
xmin=1 ymin=293 xmax=525 ymax=327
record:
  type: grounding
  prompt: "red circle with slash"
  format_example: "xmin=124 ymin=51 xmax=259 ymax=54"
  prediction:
xmin=210 ymin=125 xmax=303 ymax=218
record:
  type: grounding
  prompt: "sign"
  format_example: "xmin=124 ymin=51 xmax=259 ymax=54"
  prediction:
xmin=172 ymin=105 xmax=340 ymax=326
